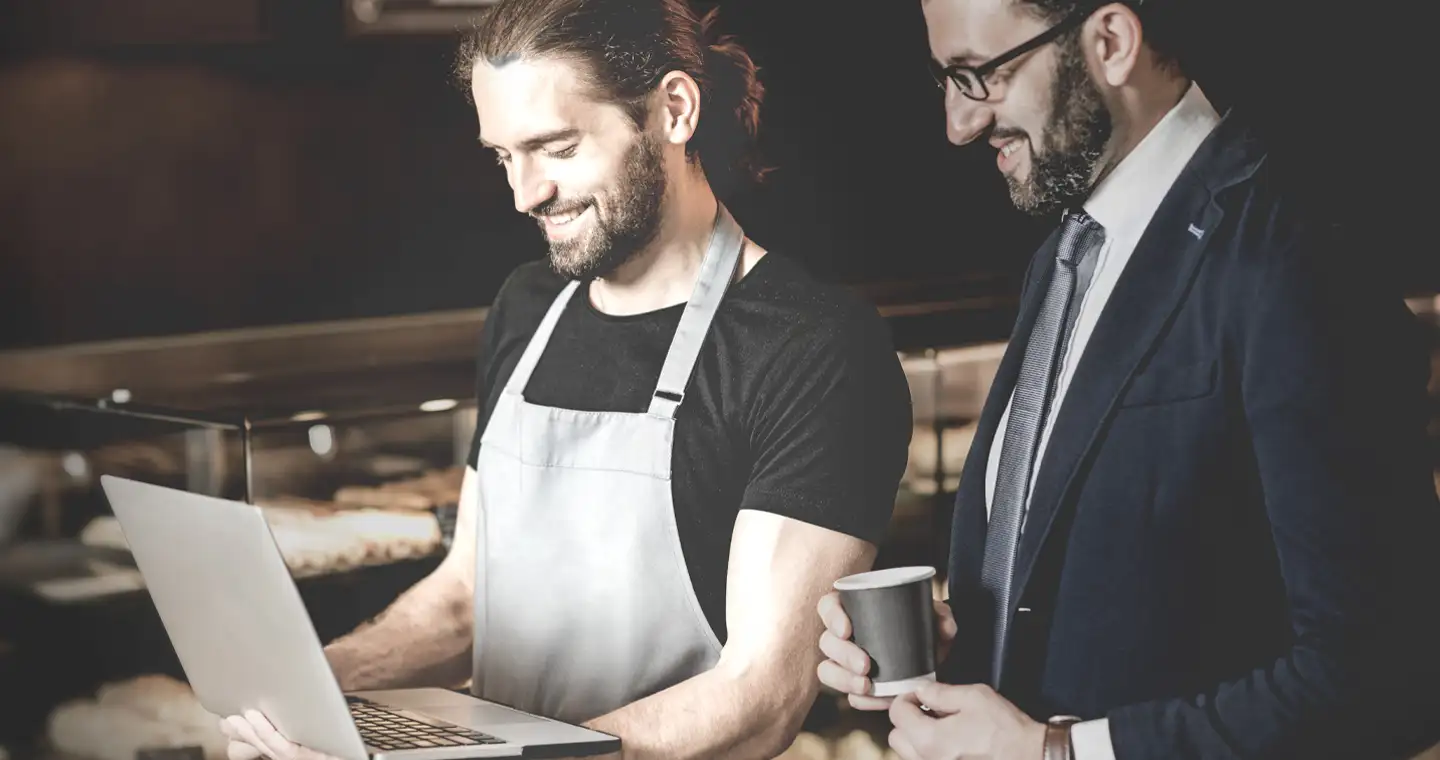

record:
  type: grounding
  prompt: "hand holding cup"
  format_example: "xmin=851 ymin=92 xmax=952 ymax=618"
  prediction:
xmin=816 ymin=566 xmax=957 ymax=710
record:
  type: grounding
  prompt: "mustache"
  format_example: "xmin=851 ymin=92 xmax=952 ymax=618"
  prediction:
xmin=531 ymin=198 xmax=590 ymax=219
xmin=990 ymin=126 xmax=1028 ymax=143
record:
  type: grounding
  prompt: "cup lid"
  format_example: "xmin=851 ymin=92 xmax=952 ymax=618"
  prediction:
xmin=834 ymin=565 xmax=936 ymax=591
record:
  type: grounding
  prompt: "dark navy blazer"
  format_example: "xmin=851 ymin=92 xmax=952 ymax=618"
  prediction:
xmin=943 ymin=111 xmax=1440 ymax=758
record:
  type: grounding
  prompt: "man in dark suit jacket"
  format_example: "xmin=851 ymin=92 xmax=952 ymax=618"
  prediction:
xmin=817 ymin=0 xmax=1440 ymax=758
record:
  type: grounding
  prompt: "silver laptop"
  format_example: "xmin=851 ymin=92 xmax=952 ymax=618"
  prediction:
xmin=99 ymin=475 xmax=620 ymax=760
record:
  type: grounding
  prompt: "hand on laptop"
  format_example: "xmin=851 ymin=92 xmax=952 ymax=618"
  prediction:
xmin=815 ymin=591 xmax=957 ymax=710
xmin=220 ymin=710 xmax=342 ymax=760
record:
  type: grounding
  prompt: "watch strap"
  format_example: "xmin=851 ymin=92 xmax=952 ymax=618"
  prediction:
xmin=1043 ymin=715 xmax=1082 ymax=760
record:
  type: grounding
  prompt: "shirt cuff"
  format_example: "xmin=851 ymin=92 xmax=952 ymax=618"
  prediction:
xmin=1069 ymin=718 xmax=1116 ymax=760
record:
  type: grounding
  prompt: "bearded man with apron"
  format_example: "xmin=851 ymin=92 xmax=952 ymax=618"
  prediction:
xmin=220 ymin=1 xmax=914 ymax=758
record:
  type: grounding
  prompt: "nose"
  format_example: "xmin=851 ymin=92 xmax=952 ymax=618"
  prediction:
xmin=509 ymin=157 xmax=557 ymax=214
xmin=945 ymin=88 xmax=995 ymax=146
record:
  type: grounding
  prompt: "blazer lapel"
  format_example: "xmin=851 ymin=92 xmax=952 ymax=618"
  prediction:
xmin=1008 ymin=175 xmax=1225 ymax=608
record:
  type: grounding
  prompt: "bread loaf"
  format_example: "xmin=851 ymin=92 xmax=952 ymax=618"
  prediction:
xmin=97 ymin=675 xmax=219 ymax=729
xmin=49 ymin=675 xmax=229 ymax=760
xmin=833 ymin=730 xmax=886 ymax=760
xmin=332 ymin=466 xmax=464 ymax=511
xmin=395 ymin=467 xmax=464 ymax=506
xmin=80 ymin=495 xmax=441 ymax=578
xmin=92 ymin=443 xmax=183 ymax=477
xmin=332 ymin=486 xmax=433 ymax=511
xmin=256 ymin=496 xmax=341 ymax=516
xmin=776 ymin=732 xmax=831 ymax=760
xmin=78 ymin=516 xmax=128 ymax=551
xmin=775 ymin=729 xmax=903 ymax=760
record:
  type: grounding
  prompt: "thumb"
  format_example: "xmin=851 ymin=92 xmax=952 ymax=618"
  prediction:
xmin=914 ymin=681 xmax=988 ymax=714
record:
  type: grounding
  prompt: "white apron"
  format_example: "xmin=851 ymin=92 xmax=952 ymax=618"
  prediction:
xmin=471 ymin=204 xmax=744 ymax=724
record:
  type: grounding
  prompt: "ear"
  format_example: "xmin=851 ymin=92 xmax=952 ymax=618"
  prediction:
xmin=1085 ymin=2 xmax=1143 ymax=87
xmin=656 ymin=70 xmax=702 ymax=147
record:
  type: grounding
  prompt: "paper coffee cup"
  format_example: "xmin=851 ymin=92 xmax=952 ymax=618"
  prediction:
xmin=834 ymin=566 xmax=937 ymax=696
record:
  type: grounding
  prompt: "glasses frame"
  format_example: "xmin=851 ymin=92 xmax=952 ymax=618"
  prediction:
xmin=930 ymin=7 xmax=1093 ymax=101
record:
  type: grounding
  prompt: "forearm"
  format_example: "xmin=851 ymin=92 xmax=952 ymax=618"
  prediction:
xmin=324 ymin=559 xmax=474 ymax=692
xmin=583 ymin=658 xmax=816 ymax=760
xmin=587 ymin=512 xmax=880 ymax=759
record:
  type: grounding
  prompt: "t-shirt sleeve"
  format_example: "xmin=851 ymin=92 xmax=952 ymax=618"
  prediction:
xmin=738 ymin=306 xmax=914 ymax=545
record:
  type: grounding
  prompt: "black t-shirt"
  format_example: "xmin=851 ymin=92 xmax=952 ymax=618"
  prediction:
xmin=466 ymin=254 xmax=913 ymax=643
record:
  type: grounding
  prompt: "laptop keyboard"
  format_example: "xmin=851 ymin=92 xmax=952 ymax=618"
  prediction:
xmin=348 ymin=697 xmax=507 ymax=751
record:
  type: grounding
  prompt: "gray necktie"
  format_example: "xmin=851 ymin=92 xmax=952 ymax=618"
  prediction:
xmin=980 ymin=210 xmax=1104 ymax=688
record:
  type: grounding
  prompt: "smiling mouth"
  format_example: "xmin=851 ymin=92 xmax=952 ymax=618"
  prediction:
xmin=1000 ymin=140 xmax=1023 ymax=158
xmin=541 ymin=206 xmax=586 ymax=226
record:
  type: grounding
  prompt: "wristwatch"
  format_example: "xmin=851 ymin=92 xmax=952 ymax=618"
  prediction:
xmin=1043 ymin=715 xmax=1082 ymax=760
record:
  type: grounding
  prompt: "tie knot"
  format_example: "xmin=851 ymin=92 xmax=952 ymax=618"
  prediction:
xmin=1057 ymin=210 xmax=1104 ymax=265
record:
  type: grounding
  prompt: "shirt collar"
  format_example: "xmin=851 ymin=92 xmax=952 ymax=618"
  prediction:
xmin=1081 ymin=82 xmax=1221 ymax=240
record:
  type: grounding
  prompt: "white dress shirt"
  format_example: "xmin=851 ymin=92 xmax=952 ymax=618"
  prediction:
xmin=980 ymin=82 xmax=1221 ymax=759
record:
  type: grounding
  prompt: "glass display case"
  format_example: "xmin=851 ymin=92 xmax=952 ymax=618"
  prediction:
xmin=0 ymin=394 xmax=472 ymax=760
xmin=0 ymin=309 xmax=490 ymax=757
xmin=0 ymin=309 xmax=490 ymax=579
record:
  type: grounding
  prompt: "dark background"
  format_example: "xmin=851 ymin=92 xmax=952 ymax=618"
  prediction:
xmin=0 ymin=0 xmax=1432 ymax=351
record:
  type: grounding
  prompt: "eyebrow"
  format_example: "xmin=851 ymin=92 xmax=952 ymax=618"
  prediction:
xmin=944 ymin=51 xmax=985 ymax=66
xmin=478 ymin=128 xmax=581 ymax=152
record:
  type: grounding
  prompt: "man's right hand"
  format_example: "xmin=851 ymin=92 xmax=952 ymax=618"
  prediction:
xmin=815 ymin=591 xmax=957 ymax=710
xmin=220 ymin=711 xmax=342 ymax=760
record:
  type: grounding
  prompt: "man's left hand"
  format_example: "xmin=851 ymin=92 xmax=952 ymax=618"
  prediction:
xmin=886 ymin=682 xmax=1045 ymax=760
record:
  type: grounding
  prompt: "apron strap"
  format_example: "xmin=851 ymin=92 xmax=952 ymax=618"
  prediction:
xmin=502 ymin=279 xmax=583 ymax=397
xmin=647 ymin=203 xmax=746 ymax=419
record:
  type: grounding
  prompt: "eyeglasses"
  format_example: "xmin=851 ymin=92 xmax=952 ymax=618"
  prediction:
xmin=928 ymin=8 xmax=1092 ymax=101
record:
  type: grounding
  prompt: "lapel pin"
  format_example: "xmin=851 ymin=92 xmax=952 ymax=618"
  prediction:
xmin=1187 ymin=223 xmax=1205 ymax=240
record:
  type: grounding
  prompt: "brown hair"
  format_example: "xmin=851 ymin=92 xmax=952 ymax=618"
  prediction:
xmin=455 ymin=0 xmax=769 ymax=199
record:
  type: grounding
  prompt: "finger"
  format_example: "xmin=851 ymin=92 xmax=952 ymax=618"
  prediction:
xmin=227 ymin=742 xmax=264 ymax=760
xmin=888 ymin=727 xmax=923 ymax=760
xmin=816 ymin=592 xmax=852 ymax=638
xmin=219 ymin=717 xmax=241 ymax=741
xmin=819 ymin=630 xmax=871 ymax=675
xmin=227 ymin=716 xmax=276 ymax=760
xmin=818 ymin=658 xmax=871 ymax=696
xmin=888 ymin=691 xmax=936 ymax=735
xmin=914 ymin=681 xmax=989 ymax=714
xmin=847 ymin=693 xmax=896 ymax=711
xmin=932 ymin=600 xmax=958 ymax=641
xmin=245 ymin=710 xmax=302 ymax=760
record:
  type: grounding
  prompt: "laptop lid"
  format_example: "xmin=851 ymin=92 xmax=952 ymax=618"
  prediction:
xmin=100 ymin=475 xmax=372 ymax=760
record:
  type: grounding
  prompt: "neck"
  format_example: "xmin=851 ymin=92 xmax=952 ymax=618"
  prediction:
xmin=1090 ymin=74 xmax=1190 ymax=189
xmin=589 ymin=176 xmax=720 ymax=316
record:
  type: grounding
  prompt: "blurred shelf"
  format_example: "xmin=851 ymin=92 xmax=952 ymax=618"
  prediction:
xmin=0 ymin=552 xmax=442 ymax=745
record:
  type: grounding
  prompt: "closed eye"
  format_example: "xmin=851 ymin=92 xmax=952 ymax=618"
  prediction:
xmin=547 ymin=144 xmax=578 ymax=159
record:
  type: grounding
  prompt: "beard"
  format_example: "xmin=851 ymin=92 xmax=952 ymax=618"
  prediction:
xmin=539 ymin=131 xmax=668 ymax=281
xmin=1006 ymin=36 xmax=1114 ymax=216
